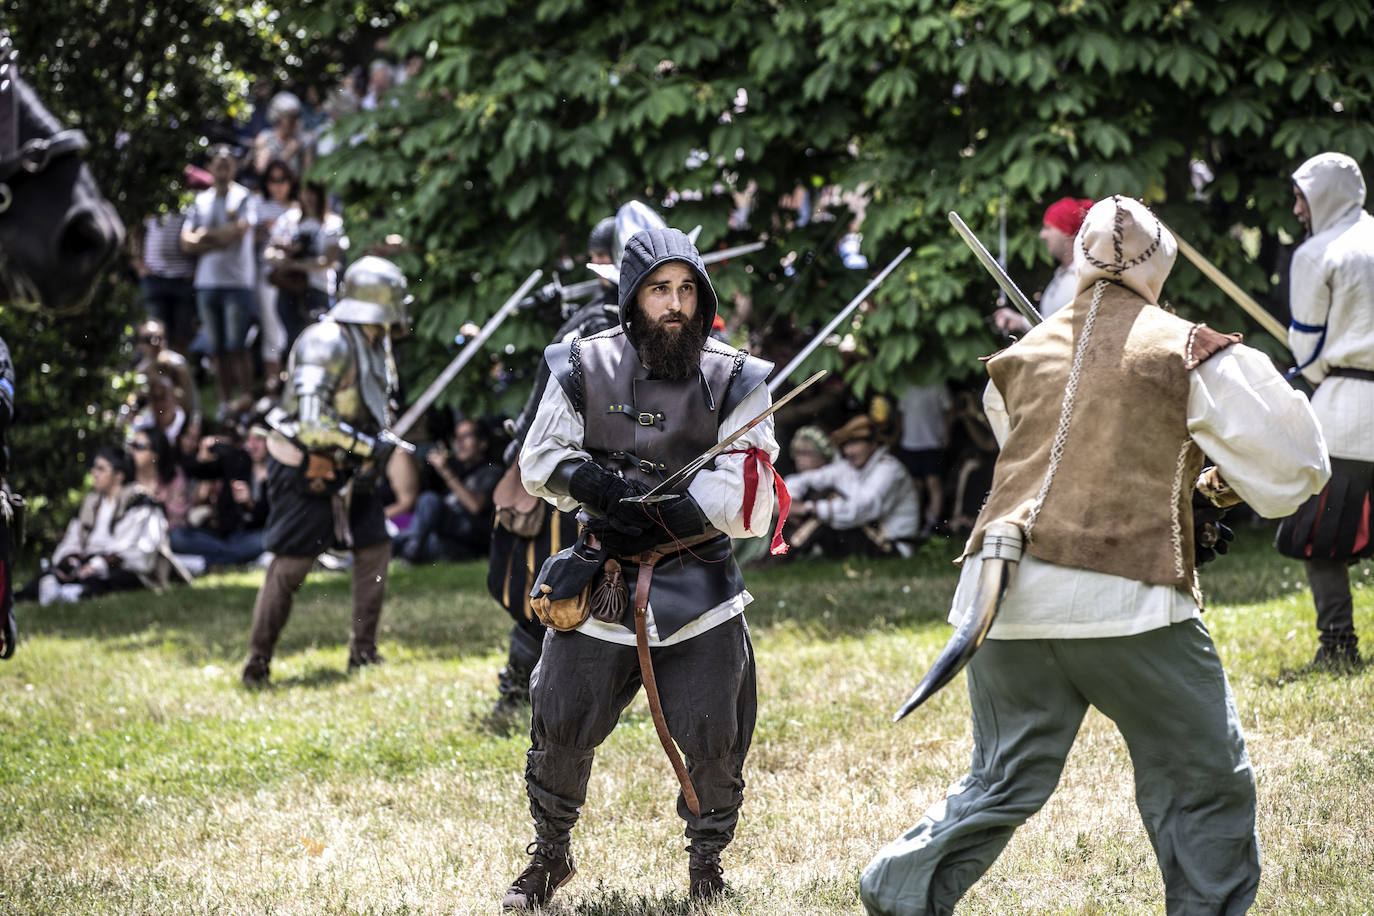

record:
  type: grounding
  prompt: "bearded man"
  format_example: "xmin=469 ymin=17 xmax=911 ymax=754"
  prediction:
xmin=501 ymin=227 xmax=781 ymax=909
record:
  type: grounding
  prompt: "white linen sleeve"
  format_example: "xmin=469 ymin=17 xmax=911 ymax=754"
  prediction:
xmin=981 ymin=379 xmax=1010 ymax=447
xmin=518 ymin=375 xmax=590 ymax=514
xmin=1187 ymin=344 xmax=1331 ymax=518
xmin=813 ymin=462 xmax=890 ymax=529
xmin=52 ymin=516 xmax=86 ymax=566
xmin=1288 ymin=247 xmax=1332 ymax=384
xmin=686 ymin=383 xmax=780 ymax=539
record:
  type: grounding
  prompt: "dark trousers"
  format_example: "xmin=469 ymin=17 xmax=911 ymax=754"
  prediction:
xmin=525 ymin=615 xmax=757 ymax=864
xmin=247 ymin=540 xmax=389 ymax=663
xmin=1306 ymin=557 xmax=1358 ymax=651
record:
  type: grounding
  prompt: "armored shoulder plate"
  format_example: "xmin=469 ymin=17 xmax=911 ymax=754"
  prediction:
xmin=544 ymin=339 xmax=581 ymax=413
xmin=288 ymin=320 xmax=352 ymax=399
xmin=710 ymin=341 xmax=773 ymax=419
xmin=544 ymin=325 xmax=624 ymax=414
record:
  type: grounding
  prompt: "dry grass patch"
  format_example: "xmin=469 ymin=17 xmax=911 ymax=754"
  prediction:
xmin=1 ymin=531 xmax=1371 ymax=914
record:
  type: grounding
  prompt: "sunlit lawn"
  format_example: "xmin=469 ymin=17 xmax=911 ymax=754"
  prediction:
xmin=1 ymin=525 xmax=1371 ymax=914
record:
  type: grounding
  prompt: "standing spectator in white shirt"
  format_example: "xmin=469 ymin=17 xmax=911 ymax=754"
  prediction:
xmin=181 ymin=144 xmax=259 ymax=419
xmin=1275 ymin=151 xmax=1374 ymax=668
xmin=861 ymin=196 xmax=1330 ymax=916
xmin=896 ymin=382 xmax=953 ymax=536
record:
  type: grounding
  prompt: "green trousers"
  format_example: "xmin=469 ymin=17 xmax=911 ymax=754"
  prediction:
xmin=861 ymin=619 xmax=1260 ymax=916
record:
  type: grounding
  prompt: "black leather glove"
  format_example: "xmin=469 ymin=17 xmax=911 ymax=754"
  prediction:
xmin=1192 ymin=491 xmax=1235 ymax=567
xmin=568 ymin=462 xmax=650 ymax=535
xmin=582 ymin=516 xmax=648 ymax=557
xmin=641 ymin=493 xmax=708 ymax=543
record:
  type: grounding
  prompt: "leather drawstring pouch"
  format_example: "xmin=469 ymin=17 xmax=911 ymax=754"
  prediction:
xmin=530 ymin=530 xmax=607 ymax=630
xmin=492 ymin=463 xmax=545 ymax=538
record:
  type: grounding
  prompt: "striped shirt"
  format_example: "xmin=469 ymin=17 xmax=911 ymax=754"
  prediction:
xmin=142 ymin=213 xmax=196 ymax=279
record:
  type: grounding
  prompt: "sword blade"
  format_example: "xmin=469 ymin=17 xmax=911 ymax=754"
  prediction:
xmin=393 ymin=269 xmax=543 ymax=439
xmin=948 ymin=211 xmax=1042 ymax=328
xmin=525 ymin=241 xmax=769 ymax=308
xmin=768 ymin=246 xmax=912 ymax=394
xmin=625 ymin=369 xmax=827 ymax=504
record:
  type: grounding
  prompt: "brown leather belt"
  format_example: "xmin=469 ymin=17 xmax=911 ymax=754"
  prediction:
xmin=630 ymin=551 xmax=702 ymax=818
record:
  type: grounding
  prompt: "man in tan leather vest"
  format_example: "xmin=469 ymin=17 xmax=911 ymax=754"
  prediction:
xmin=861 ymin=197 xmax=1330 ymax=916
xmin=502 ymin=226 xmax=782 ymax=910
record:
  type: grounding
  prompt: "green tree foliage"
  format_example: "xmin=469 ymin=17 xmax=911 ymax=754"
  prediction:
xmin=322 ymin=0 xmax=1373 ymax=415
xmin=0 ymin=2 xmax=397 ymax=561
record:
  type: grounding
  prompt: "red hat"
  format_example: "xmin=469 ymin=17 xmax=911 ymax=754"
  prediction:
xmin=1043 ymin=197 xmax=1093 ymax=236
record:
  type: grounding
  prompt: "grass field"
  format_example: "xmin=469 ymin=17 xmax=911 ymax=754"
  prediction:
xmin=2 ymin=525 xmax=1371 ymax=915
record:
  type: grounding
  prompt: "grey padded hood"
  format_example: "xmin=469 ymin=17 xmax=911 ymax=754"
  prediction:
xmin=617 ymin=227 xmax=719 ymax=344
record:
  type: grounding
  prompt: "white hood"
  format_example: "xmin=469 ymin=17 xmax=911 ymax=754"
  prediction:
xmin=1072 ymin=196 xmax=1177 ymax=306
xmin=1292 ymin=152 xmax=1366 ymax=237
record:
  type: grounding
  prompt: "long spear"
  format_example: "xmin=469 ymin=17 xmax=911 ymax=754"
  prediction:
xmin=1161 ymin=221 xmax=1290 ymax=351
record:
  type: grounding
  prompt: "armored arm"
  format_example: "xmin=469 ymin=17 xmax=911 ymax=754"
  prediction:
xmin=290 ymin=324 xmax=393 ymax=460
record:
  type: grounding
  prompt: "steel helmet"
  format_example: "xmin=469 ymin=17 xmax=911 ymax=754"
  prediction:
xmin=329 ymin=256 xmax=412 ymax=326
xmin=585 ymin=200 xmax=668 ymax=287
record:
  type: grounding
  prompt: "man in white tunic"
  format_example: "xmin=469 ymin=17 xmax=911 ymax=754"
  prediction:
xmin=503 ymin=227 xmax=781 ymax=910
xmin=861 ymin=197 xmax=1330 ymax=916
xmin=1275 ymin=151 xmax=1374 ymax=667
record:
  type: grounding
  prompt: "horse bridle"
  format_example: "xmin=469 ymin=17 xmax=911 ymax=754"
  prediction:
xmin=0 ymin=30 xmax=91 ymax=215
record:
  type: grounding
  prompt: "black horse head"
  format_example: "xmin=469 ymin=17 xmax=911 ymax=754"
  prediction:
xmin=0 ymin=35 xmax=124 ymax=313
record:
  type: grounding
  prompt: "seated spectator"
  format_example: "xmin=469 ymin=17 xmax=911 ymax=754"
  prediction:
xmin=135 ymin=372 xmax=190 ymax=445
xmin=37 ymin=447 xmax=169 ymax=605
xmin=393 ymin=418 xmax=501 ymax=563
xmin=129 ymin=425 xmax=191 ymax=530
xmin=784 ymin=415 xmax=922 ymax=557
xmin=133 ymin=319 xmax=199 ymax=421
xmin=382 ymin=449 xmax=421 ymax=536
xmin=790 ymin=424 xmax=835 ymax=473
xmin=170 ymin=425 xmax=267 ymax=570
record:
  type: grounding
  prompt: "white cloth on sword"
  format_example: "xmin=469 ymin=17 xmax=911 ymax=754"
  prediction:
xmin=950 ymin=343 xmax=1330 ymax=639
xmin=520 ymin=376 xmax=779 ymax=647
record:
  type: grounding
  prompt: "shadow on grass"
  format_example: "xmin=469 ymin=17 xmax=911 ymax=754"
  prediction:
xmin=17 ymin=558 xmax=515 ymax=667
xmin=15 ymin=522 xmax=1316 ymax=670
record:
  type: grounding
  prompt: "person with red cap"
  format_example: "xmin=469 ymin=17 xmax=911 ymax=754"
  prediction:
xmin=992 ymin=196 xmax=1093 ymax=336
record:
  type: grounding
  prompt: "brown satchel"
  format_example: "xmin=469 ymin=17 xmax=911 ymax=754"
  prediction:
xmin=492 ymin=463 xmax=544 ymax=538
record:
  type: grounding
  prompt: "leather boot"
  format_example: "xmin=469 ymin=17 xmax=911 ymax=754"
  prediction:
xmin=501 ymin=841 xmax=574 ymax=911
xmin=688 ymin=853 xmax=726 ymax=901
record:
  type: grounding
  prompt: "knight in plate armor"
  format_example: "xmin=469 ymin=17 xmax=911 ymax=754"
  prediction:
xmin=241 ymin=255 xmax=411 ymax=687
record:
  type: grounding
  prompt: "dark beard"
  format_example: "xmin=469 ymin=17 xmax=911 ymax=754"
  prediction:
xmin=636 ymin=314 xmax=705 ymax=380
